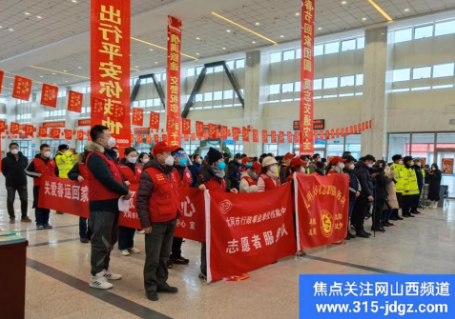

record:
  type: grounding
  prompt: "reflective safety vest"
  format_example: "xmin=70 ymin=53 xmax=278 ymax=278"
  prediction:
xmin=32 ymin=157 xmax=57 ymax=187
xmin=391 ymin=163 xmax=406 ymax=193
xmin=403 ymin=167 xmax=420 ymax=196
xmin=55 ymin=151 xmax=74 ymax=179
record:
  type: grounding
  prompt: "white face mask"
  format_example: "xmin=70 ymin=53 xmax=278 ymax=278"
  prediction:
xmin=367 ymin=163 xmax=373 ymax=168
xmin=43 ymin=151 xmax=51 ymax=158
xmin=416 ymin=162 xmax=421 ymax=167
xmin=11 ymin=149 xmax=19 ymax=155
xmin=300 ymin=167 xmax=306 ymax=173
xmin=410 ymin=162 xmax=415 ymax=167
xmin=107 ymin=137 xmax=116 ymax=148
xmin=195 ymin=158 xmax=202 ymax=164
xmin=349 ymin=164 xmax=355 ymax=170
xmin=128 ymin=157 xmax=138 ymax=164
xmin=142 ymin=158 xmax=150 ymax=164
xmin=399 ymin=161 xmax=404 ymax=165
xmin=337 ymin=163 xmax=345 ymax=170
xmin=165 ymin=156 xmax=174 ymax=167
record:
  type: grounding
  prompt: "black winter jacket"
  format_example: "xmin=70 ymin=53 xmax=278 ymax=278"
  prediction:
xmin=343 ymin=168 xmax=361 ymax=201
xmin=355 ymin=161 xmax=373 ymax=198
xmin=228 ymin=161 xmax=241 ymax=190
xmin=1 ymin=152 xmax=28 ymax=187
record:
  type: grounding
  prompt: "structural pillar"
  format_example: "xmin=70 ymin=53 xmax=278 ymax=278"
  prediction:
xmin=361 ymin=26 xmax=391 ymax=159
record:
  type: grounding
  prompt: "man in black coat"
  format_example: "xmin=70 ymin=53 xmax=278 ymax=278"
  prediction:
xmin=411 ymin=158 xmax=424 ymax=214
xmin=1 ymin=142 xmax=32 ymax=223
xmin=353 ymin=154 xmax=376 ymax=238
xmin=228 ymin=153 xmax=242 ymax=191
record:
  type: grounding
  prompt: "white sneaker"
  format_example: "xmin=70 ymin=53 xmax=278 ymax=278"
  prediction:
xmin=89 ymin=272 xmax=113 ymax=290
xmin=104 ymin=269 xmax=122 ymax=281
xmin=120 ymin=249 xmax=130 ymax=256
xmin=128 ymin=247 xmax=140 ymax=254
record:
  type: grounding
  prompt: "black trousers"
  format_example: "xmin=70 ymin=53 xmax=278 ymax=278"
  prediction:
xmin=402 ymin=195 xmax=413 ymax=216
xmin=373 ymin=198 xmax=385 ymax=227
xmin=411 ymin=187 xmax=422 ymax=212
xmin=6 ymin=186 xmax=28 ymax=219
xmin=144 ymin=218 xmax=176 ymax=293
xmin=352 ymin=196 xmax=368 ymax=232
xmin=171 ymin=236 xmax=184 ymax=259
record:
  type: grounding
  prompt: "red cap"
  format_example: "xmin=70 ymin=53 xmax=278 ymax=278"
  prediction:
xmin=284 ymin=152 xmax=295 ymax=160
xmin=152 ymin=142 xmax=174 ymax=156
xmin=242 ymin=157 xmax=253 ymax=165
xmin=251 ymin=162 xmax=262 ymax=174
xmin=290 ymin=158 xmax=307 ymax=168
xmin=330 ymin=156 xmax=347 ymax=165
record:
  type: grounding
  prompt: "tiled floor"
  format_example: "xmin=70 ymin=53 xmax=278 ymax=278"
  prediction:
xmin=1 ymin=177 xmax=454 ymax=319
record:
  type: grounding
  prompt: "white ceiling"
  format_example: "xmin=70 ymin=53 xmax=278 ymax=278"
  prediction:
xmin=1 ymin=0 xmax=455 ymax=93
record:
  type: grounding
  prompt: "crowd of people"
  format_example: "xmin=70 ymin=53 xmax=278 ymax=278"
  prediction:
xmin=1 ymin=125 xmax=444 ymax=301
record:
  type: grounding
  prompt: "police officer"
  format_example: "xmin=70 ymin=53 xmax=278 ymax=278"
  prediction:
xmin=391 ymin=155 xmax=405 ymax=220
xmin=402 ymin=156 xmax=419 ymax=218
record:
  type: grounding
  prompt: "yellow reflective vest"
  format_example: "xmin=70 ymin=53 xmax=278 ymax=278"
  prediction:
xmin=391 ymin=163 xmax=406 ymax=194
xmin=55 ymin=151 xmax=74 ymax=179
xmin=403 ymin=167 xmax=420 ymax=196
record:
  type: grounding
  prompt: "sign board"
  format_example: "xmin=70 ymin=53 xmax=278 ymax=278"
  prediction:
xmin=294 ymin=119 xmax=325 ymax=131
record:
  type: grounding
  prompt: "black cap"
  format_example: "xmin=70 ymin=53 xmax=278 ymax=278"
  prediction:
xmin=207 ymin=147 xmax=223 ymax=164
xmin=362 ymin=154 xmax=376 ymax=162
xmin=342 ymin=155 xmax=357 ymax=163
xmin=392 ymin=154 xmax=402 ymax=161
xmin=234 ymin=153 xmax=242 ymax=159
xmin=403 ymin=156 xmax=413 ymax=163
xmin=313 ymin=153 xmax=320 ymax=159
xmin=58 ymin=144 xmax=69 ymax=151
xmin=260 ymin=153 xmax=267 ymax=158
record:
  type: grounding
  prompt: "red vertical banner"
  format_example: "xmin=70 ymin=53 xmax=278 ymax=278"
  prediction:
xmin=12 ymin=75 xmax=32 ymax=101
xmin=350 ymin=126 xmax=354 ymax=134
xmin=325 ymin=130 xmax=330 ymax=140
xmin=77 ymin=130 xmax=85 ymax=141
xmin=132 ymin=108 xmax=144 ymax=126
xmin=67 ymin=90 xmax=83 ymax=113
xmin=10 ymin=122 xmax=20 ymax=134
xmin=354 ymin=125 xmax=358 ymax=134
xmin=262 ymin=130 xmax=268 ymax=143
xmin=41 ymin=84 xmax=59 ymax=108
xmin=0 ymin=120 xmax=6 ymax=133
xmin=362 ymin=122 xmax=366 ymax=131
xmin=294 ymin=131 xmax=300 ymax=144
xmin=196 ymin=121 xmax=204 ymax=139
xmin=203 ymin=131 xmax=208 ymax=140
xmin=209 ymin=124 xmax=217 ymax=139
xmin=91 ymin=97 xmax=105 ymax=120
xmin=51 ymin=128 xmax=61 ymax=139
xmin=336 ymin=128 xmax=339 ymax=138
xmin=345 ymin=127 xmax=349 ymax=136
xmin=166 ymin=116 xmax=179 ymax=145
xmin=220 ymin=126 xmax=228 ymax=140
xmin=340 ymin=128 xmax=344 ymax=137
xmin=166 ymin=16 xmax=182 ymax=148
xmin=278 ymin=131 xmax=284 ymax=144
xmin=299 ymin=0 xmax=315 ymax=155
xmin=149 ymin=112 xmax=160 ymax=132
xmin=146 ymin=135 xmax=152 ymax=144
xmin=287 ymin=131 xmax=293 ymax=144
xmin=64 ymin=129 xmax=73 ymax=140
xmin=252 ymin=129 xmax=259 ymax=143
xmin=271 ymin=131 xmax=277 ymax=143
xmin=191 ymin=133 xmax=196 ymax=141
xmin=182 ymin=118 xmax=191 ymax=135
xmin=227 ymin=128 xmax=231 ymax=137
xmin=38 ymin=127 xmax=48 ymax=137
xmin=330 ymin=129 xmax=335 ymax=139
xmin=242 ymin=126 xmax=250 ymax=142
xmin=314 ymin=132 xmax=318 ymax=142
xmin=130 ymin=134 xmax=135 ymax=144
xmin=369 ymin=120 xmax=372 ymax=129
xmin=232 ymin=127 xmax=240 ymax=142
xmin=24 ymin=125 xmax=34 ymax=137
xmin=137 ymin=134 xmax=143 ymax=143
xmin=0 ymin=70 xmax=4 ymax=95
xmin=358 ymin=123 xmax=361 ymax=132
xmin=153 ymin=134 xmax=159 ymax=143
xmin=91 ymin=0 xmax=131 ymax=147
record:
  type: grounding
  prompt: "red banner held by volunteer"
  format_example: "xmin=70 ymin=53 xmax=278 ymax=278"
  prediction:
xmin=174 ymin=187 xmax=206 ymax=242
xmin=41 ymin=84 xmax=59 ymax=108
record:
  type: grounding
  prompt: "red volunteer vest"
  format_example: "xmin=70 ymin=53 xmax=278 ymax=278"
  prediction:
xmin=327 ymin=170 xmax=337 ymax=176
xmin=118 ymin=163 xmax=142 ymax=183
xmin=78 ymin=163 xmax=88 ymax=179
xmin=241 ymin=176 xmax=257 ymax=186
xmin=33 ymin=157 xmax=56 ymax=187
xmin=173 ymin=168 xmax=192 ymax=188
xmin=145 ymin=167 xmax=180 ymax=222
xmin=204 ymin=176 xmax=226 ymax=193
xmin=259 ymin=174 xmax=280 ymax=191
xmin=86 ymin=152 xmax=124 ymax=201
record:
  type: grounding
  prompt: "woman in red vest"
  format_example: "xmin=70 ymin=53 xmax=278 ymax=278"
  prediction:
xmin=240 ymin=161 xmax=261 ymax=193
xmin=326 ymin=156 xmax=347 ymax=175
xmin=117 ymin=147 xmax=142 ymax=256
xmin=257 ymin=156 xmax=281 ymax=192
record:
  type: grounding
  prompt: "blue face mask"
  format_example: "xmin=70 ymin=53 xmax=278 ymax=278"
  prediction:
xmin=247 ymin=162 xmax=252 ymax=167
xmin=217 ymin=161 xmax=226 ymax=170
xmin=322 ymin=170 xmax=326 ymax=175
xmin=179 ymin=157 xmax=188 ymax=167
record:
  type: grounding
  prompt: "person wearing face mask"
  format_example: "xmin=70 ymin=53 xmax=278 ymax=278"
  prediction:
xmin=138 ymin=152 xmax=150 ymax=169
xmin=391 ymin=154 xmax=406 ymax=219
xmin=228 ymin=153 xmax=243 ymax=191
xmin=84 ymin=125 xmax=132 ymax=290
xmin=117 ymin=147 xmax=142 ymax=256
xmin=307 ymin=153 xmax=321 ymax=174
xmin=189 ymin=154 xmax=203 ymax=187
xmin=352 ymin=155 xmax=376 ymax=238
xmin=279 ymin=153 xmax=294 ymax=184
xmin=326 ymin=156 xmax=347 ymax=175
xmin=111 ymin=147 xmax=120 ymax=158
xmin=371 ymin=160 xmax=389 ymax=232
xmin=401 ymin=156 xmax=419 ymax=218
xmin=136 ymin=141 xmax=181 ymax=301
xmin=240 ymin=161 xmax=261 ymax=193
xmin=196 ymin=147 xmax=238 ymax=280
xmin=257 ymin=156 xmax=281 ymax=192
xmin=427 ymin=163 xmax=442 ymax=209
xmin=342 ymin=156 xmax=360 ymax=239
xmin=241 ymin=156 xmax=253 ymax=173
xmin=2 ymin=142 xmax=32 ymax=223
xmin=411 ymin=158 xmax=424 ymax=214
xmin=313 ymin=162 xmax=326 ymax=176
xmin=25 ymin=144 xmax=59 ymax=230
xmin=383 ymin=163 xmax=399 ymax=226
xmin=54 ymin=144 xmax=74 ymax=214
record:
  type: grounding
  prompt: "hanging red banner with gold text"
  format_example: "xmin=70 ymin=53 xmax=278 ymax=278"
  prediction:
xmin=299 ymin=0 xmax=315 ymax=155
xmin=10 ymin=122 xmax=19 ymax=134
xmin=262 ymin=130 xmax=268 ymax=143
xmin=232 ymin=127 xmax=240 ymax=142
xmin=12 ymin=75 xmax=32 ymax=101
xmin=64 ymin=129 xmax=73 ymax=140
xmin=132 ymin=108 xmax=144 ymax=126
xmin=166 ymin=16 xmax=182 ymax=148
xmin=51 ymin=128 xmax=61 ymax=139
xmin=182 ymin=118 xmax=191 ymax=135
xmin=24 ymin=125 xmax=34 ymax=137
xmin=41 ymin=84 xmax=59 ymax=108
xmin=91 ymin=0 xmax=131 ymax=148
xmin=0 ymin=70 xmax=4 ymax=95
xmin=68 ymin=90 xmax=83 ymax=113
xmin=149 ymin=112 xmax=160 ymax=132
xmin=220 ymin=126 xmax=228 ymax=140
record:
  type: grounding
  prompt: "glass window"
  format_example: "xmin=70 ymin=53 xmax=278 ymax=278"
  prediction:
xmin=323 ymin=77 xmax=338 ymax=89
xmin=435 ymin=20 xmax=455 ymax=36
xmin=213 ymin=91 xmax=222 ymax=100
xmin=411 ymin=133 xmax=435 ymax=163
xmin=283 ymin=50 xmax=295 ymax=61
xmin=414 ymin=25 xmax=433 ymax=39
xmin=392 ymin=68 xmax=411 ymax=82
xmin=195 ymin=94 xmax=203 ymax=102
xmin=162 ymin=73 xmax=166 ymax=81
xmin=296 ymin=48 xmax=301 ymax=59
xmin=270 ymin=84 xmax=280 ymax=94
xmin=294 ymin=81 xmax=301 ymax=92
xmin=356 ymin=74 xmax=364 ymax=86
xmin=155 ymin=74 xmax=161 ymax=81
xmin=341 ymin=39 xmax=356 ymax=51
xmin=187 ymin=68 xmax=195 ymax=77
xmin=204 ymin=92 xmax=213 ymax=101
xmin=270 ymin=52 xmax=282 ymax=63
xmin=433 ymin=63 xmax=455 ymax=78
xmin=340 ymin=75 xmax=355 ymax=87
xmin=412 ymin=66 xmax=431 ymax=79
xmin=235 ymin=59 xmax=245 ymax=69
xmin=206 ymin=67 xmax=213 ymax=74
xmin=214 ymin=66 xmax=223 ymax=73
xmin=325 ymin=41 xmax=339 ymax=54
xmin=357 ymin=37 xmax=365 ymax=49
xmin=282 ymin=83 xmax=294 ymax=93
xmin=394 ymin=28 xmax=412 ymax=43
xmin=388 ymin=133 xmax=411 ymax=161
xmin=226 ymin=61 xmax=235 ymax=69
xmin=313 ymin=79 xmax=322 ymax=90
xmin=314 ymin=44 xmax=323 ymax=56
xmin=224 ymin=90 xmax=233 ymax=99
xmin=196 ymin=66 xmax=203 ymax=75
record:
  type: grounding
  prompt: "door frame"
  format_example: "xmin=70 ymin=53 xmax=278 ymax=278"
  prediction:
xmin=434 ymin=148 xmax=455 ymax=199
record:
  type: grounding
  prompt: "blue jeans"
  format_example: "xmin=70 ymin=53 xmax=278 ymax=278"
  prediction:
xmin=118 ymin=226 xmax=136 ymax=250
xmin=35 ymin=208 xmax=50 ymax=226
xmin=382 ymin=209 xmax=393 ymax=222
xmin=79 ymin=217 xmax=92 ymax=239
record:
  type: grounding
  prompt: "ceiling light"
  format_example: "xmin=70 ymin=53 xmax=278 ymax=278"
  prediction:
xmin=65 ymin=81 xmax=68 ymax=83
xmin=63 ymin=70 xmax=67 ymax=72
xmin=154 ymin=62 xmax=158 ymax=64
xmin=341 ymin=1 xmax=347 ymax=4
xmin=130 ymin=36 xmax=198 ymax=60
xmin=366 ymin=0 xmax=393 ymax=22
xmin=40 ymin=76 xmax=43 ymax=78
xmin=196 ymin=37 xmax=201 ymax=40
xmin=318 ymin=27 xmax=322 ymax=30
xmin=135 ymin=65 xmax=139 ymax=68
xmin=78 ymin=66 xmax=82 ymax=69
xmin=24 ymin=12 xmax=31 ymax=16
xmin=295 ymin=12 xmax=300 ymax=16
xmin=226 ymin=29 xmax=231 ymax=33
xmin=72 ymin=0 xmax=78 ymax=3
xmin=222 ymin=47 xmax=226 ymax=50
xmin=404 ymin=8 xmax=409 ymax=12
xmin=37 ymin=15 xmax=42 ymax=19
xmin=149 ymin=48 xmax=153 ymax=51
xmin=8 ymin=28 xmax=14 ymax=32
xmin=212 ymin=12 xmax=278 ymax=45
xmin=362 ymin=17 xmax=367 ymax=21
xmin=280 ymin=35 xmax=284 ymax=38
xmin=252 ymin=41 xmax=256 ymax=44
xmin=52 ymin=73 xmax=56 ymax=75
xmin=255 ymin=22 xmax=260 ymax=26
xmin=0 ymin=26 xmax=2 ymax=29
xmin=196 ymin=53 xmax=200 ymax=55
